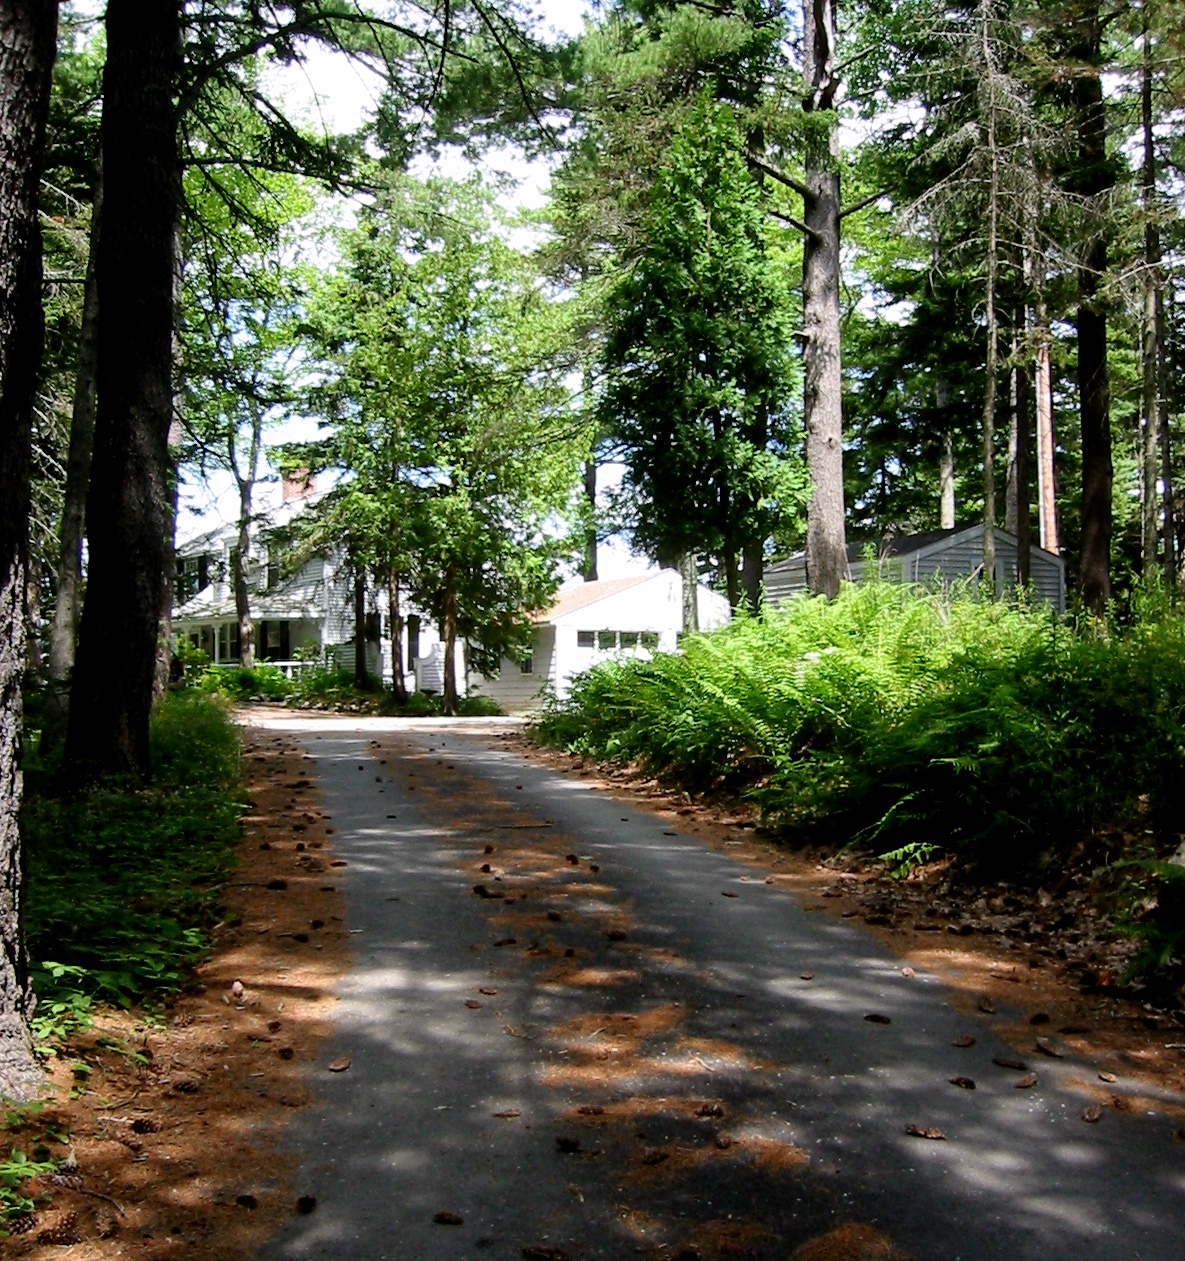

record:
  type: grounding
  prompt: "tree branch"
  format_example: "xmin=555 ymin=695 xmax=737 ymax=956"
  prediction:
xmin=839 ymin=189 xmax=889 ymax=219
xmin=745 ymin=151 xmax=813 ymax=201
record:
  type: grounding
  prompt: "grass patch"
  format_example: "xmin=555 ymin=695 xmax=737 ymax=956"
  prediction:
xmin=23 ymin=692 xmax=244 ymax=1028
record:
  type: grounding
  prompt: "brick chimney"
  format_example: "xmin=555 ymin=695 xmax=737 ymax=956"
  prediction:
xmin=282 ymin=469 xmax=316 ymax=501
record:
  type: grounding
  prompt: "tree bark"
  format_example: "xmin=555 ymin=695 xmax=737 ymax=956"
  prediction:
xmin=936 ymin=377 xmax=955 ymax=529
xmin=741 ymin=538 xmax=762 ymax=614
xmin=1015 ymin=333 xmax=1032 ymax=586
xmin=352 ymin=566 xmax=367 ymax=690
xmin=1159 ymin=291 xmax=1175 ymax=585
xmin=1005 ymin=359 xmax=1019 ymax=535
xmin=0 ymin=0 xmax=57 ymax=1102
xmin=1140 ymin=23 xmax=1161 ymax=580
xmin=64 ymin=0 xmax=181 ymax=781
xmin=441 ymin=575 xmax=458 ymax=717
xmin=801 ymin=0 xmax=848 ymax=598
xmin=44 ymin=161 xmax=101 ymax=744
xmin=387 ymin=566 xmax=407 ymax=704
xmin=581 ymin=457 xmax=597 ymax=581
xmin=980 ymin=0 xmax=999 ymax=593
xmin=234 ymin=482 xmax=253 ymax=669
xmin=680 ymin=552 xmax=699 ymax=633
xmin=1034 ymin=293 xmax=1059 ymax=554
xmin=1070 ymin=3 xmax=1112 ymax=613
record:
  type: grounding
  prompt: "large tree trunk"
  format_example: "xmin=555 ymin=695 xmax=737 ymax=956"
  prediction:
xmin=44 ymin=162 xmax=101 ymax=745
xmin=441 ymin=576 xmax=458 ymax=717
xmin=352 ymin=567 xmax=367 ymax=690
xmin=680 ymin=552 xmax=699 ymax=633
xmin=1034 ymin=293 xmax=1059 ymax=554
xmin=1070 ymin=3 xmax=1112 ymax=613
xmin=1159 ymin=296 xmax=1175 ymax=585
xmin=979 ymin=0 xmax=1000 ymax=593
xmin=936 ymin=377 xmax=955 ymax=529
xmin=63 ymin=0 xmax=181 ymax=781
xmin=0 ymin=0 xmax=57 ymax=1102
xmin=580 ymin=457 xmax=597 ymax=581
xmin=801 ymin=0 xmax=848 ymax=599
xmin=387 ymin=566 xmax=407 ymax=704
xmin=741 ymin=538 xmax=762 ymax=614
xmin=234 ymin=481 xmax=254 ymax=669
xmin=1014 ymin=335 xmax=1032 ymax=586
xmin=1140 ymin=25 xmax=1161 ymax=581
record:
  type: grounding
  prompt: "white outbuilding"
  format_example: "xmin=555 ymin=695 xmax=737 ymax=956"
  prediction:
xmin=472 ymin=570 xmax=731 ymax=713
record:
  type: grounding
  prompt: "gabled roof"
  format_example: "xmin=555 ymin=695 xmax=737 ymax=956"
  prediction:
xmin=535 ymin=575 xmax=652 ymax=623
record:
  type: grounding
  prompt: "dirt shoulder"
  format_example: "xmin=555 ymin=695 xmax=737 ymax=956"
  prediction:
xmin=6 ymin=725 xmax=348 ymax=1258
xmin=509 ymin=733 xmax=1185 ymax=1110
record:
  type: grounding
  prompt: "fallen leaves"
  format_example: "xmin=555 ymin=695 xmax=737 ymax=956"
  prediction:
xmin=465 ymin=1000 xmax=482 ymax=1009
xmin=904 ymin=1124 xmax=945 ymax=1140
xmin=522 ymin=1247 xmax=570 ymax=1261
xmin=864 ymin=1013 xmax=891 ymax=1025
xmin=992 ymin=1055 xmax=1027 ymax=1071
xmin=296 ymin=1195 xmax=317 ymax=1214
xmin=494 ymin=1109 xmax=522 ymax=1119
xmin=949 ymin=1076 xmax=976 ymax=1090
xmin=977 ymin=996 xmax=996 ymax=1014
xmin=1015 ymin=1073 xmax=1038 ymax=1089
xmin=1034 ymin=1037 xmax=1064 ymax=1059
xmin=327 ymin=1057 xmax=351 ymax=1072
xmin=952 ymin=1035 xmax=976 ymax=1048
xmin=555 ymin=1136 xmax=583 ymax=1154
xmin=433 ymin=1211 xmax=464 ymax=1225
xmin=1082 ymin=1104 xmax=1103 ymax=1123
xmin=1098 ymin=1071 xmax=1118 ymax=1083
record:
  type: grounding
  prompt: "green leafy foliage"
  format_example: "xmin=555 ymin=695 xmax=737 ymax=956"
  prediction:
xmin=24 ymin=694 xmax=243 ymax=1011
xmin=196 ymin=663 xmax=294 ymax=702
xmin=534 ymin=580 xmax=1185 ymax=877
xmin=0 ymin=1149 xmax=58 ymax=1230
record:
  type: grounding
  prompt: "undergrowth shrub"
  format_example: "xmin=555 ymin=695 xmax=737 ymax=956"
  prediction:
xmin=197 ymin=663 xmax=293 ymax=701
xmin=534 ymin=580 xmax=1185 ymax=879
xmin=23 ymin=691 xmax=244 ymax=1021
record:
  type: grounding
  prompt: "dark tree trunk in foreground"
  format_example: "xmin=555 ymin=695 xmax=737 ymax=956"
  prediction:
xmin=0 ymin=0 xmax=57 ymax=1101
xmin=801 ymin=0 xmax=848 ymax=599
xmin=353 ymin=568 xmax=367 ymax=690
xmin=1069 ymin=4 xmax=1112 ymax=613
xmin=63 ymin=0 xmax=181 ymax=782
xmin=43 ymin=164 xmax=100 ymax=747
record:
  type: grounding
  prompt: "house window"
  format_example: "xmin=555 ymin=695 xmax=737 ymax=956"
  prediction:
xmin=577 ymin=630 xmax=595 ymax=648
xmin=597 ymin=630 xmax=616 ymax=650
xmin=520 ymin=656 xmax=534 ymax=675
xmin=640 ymin=632 xmax=659 ymax=650
xmin=267 ymin=622 xmax=281 ymax=650
xmin=620 ymin=631 xmax=639 ymax=648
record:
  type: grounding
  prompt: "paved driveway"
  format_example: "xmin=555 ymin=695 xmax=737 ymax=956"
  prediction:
xmin=252 ymin=715 xmax=1185 ymax=1261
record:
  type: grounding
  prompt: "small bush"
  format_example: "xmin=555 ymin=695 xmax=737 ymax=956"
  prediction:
xmin=458 ymin=694 xmax=504 ymax=717
xmin=150 ymin=691 xmax=242 ymax=787
xmin=198 ymin=663 xmax=293 ymax=701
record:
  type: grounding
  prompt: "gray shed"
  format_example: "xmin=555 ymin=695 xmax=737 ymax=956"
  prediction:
xmin=764 ymin=524 xmax=1066 ymax=613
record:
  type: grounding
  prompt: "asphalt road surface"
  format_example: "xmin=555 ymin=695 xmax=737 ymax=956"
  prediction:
xmin=254 ymin=716 xmax=1185 ymax=1261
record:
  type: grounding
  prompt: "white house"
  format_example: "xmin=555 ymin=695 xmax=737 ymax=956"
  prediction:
xmin=763 ymin=524 xmax=1067 ymax=613
xmin=173 ymin=479 xmax=729 ymax=707
xmin=173 ymin=475 xmax=421 ymax=683
xmin=472 ymin=571 xmax=731 ymax=713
